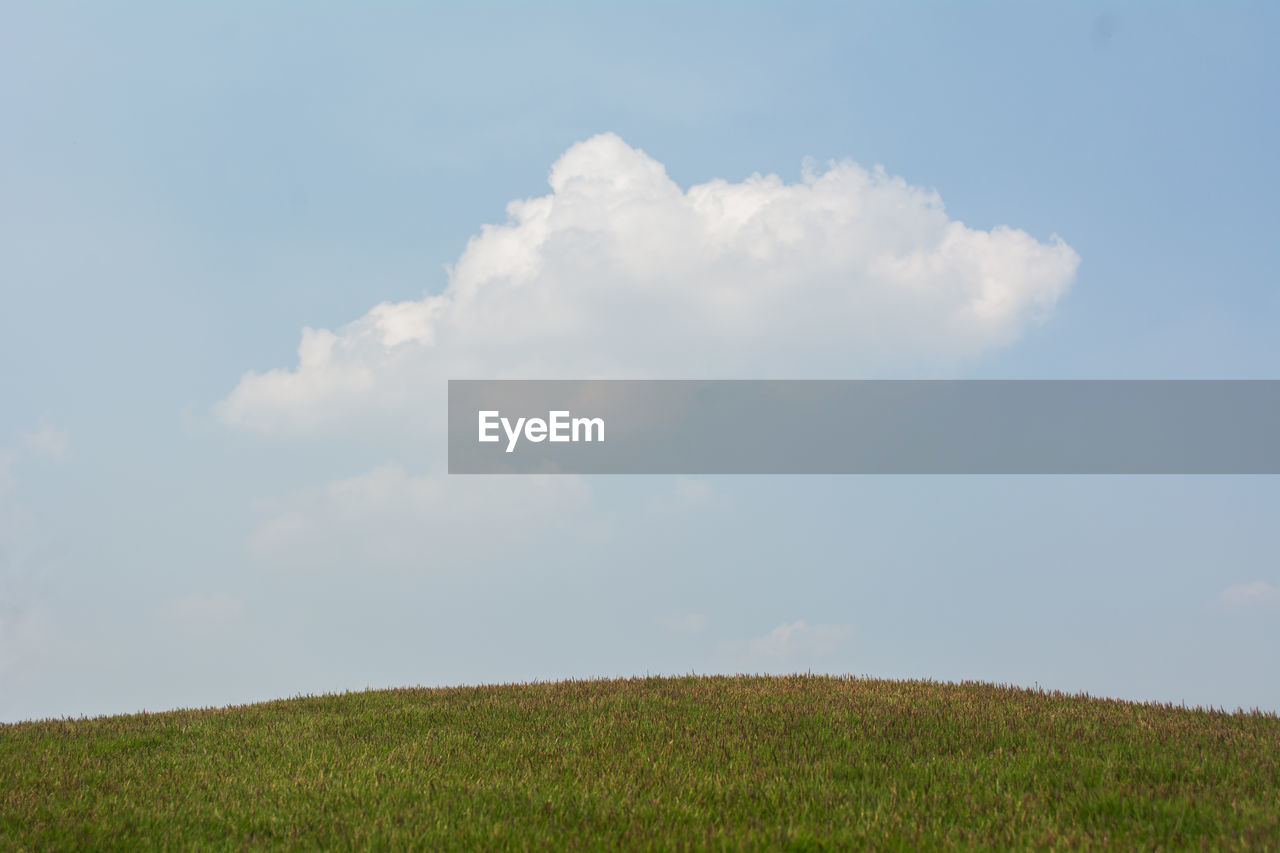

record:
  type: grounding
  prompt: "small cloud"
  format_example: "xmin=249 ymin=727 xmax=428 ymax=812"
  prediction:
xmin=248 ymin=510 xmax=318 ymax=559
xmin=748 ymin=619 xmax=853 ymax=661
xmin=247 ymin=464 xmax=595 ymax=573
xmin=1219 ymin=581 xmax=1280 ymax=610
xmin=673 ymin=477 xmax=714 ymax=505
xmin=667 ymin=611 xmax=709 ymax=634
xmin=23 ymin=425 xmax=69 ymax=461
xmin=649 ymin=477 xmax=719 ymax=515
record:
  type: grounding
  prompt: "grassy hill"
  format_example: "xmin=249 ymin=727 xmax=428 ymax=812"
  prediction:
xmin=2 ymin=675 xmax=1277 ymax=850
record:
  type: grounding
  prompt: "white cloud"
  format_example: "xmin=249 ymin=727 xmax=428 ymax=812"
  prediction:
xmin=219 ymin=135 xmax=1078 ymax=574
xmin=216 ymin=132 xmax=1079 ymax=437
xmin=0 ymin=424 xmax=70 ymax=495
xmin=647 ymin=476 xmax=720 ymax=515
xmin=670 ymin=477 xmax=715 ymax=506
xmin=23 ymin=425 xmax=69 ymax=461
xmin=1219 ymin=581 xmax=1280 ymax=610
xmin=248 ymin=463 xmax=596 ymax=572
xmin=747 ymin=619 xmax=853 ymax=661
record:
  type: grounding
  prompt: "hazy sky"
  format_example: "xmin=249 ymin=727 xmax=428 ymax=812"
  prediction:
xmin=2 ymin=2 xmax=1278 ymax=722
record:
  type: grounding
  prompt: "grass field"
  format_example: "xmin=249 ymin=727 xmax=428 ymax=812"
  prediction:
xmin=2 ymin=675 xmax=1277 ymax=850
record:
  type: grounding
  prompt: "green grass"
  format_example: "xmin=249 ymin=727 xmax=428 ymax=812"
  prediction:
xmin=2 ymin=675 xmax=1277 ymax=850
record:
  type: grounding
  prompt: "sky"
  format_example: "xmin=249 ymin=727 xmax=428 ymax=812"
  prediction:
xmin=2 ymin=2 xmax=1278 ymax=722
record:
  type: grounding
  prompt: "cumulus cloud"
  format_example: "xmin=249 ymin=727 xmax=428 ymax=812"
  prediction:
xmin=216 ymin=133 xmax=1079 ymax=437
xmin=748 ymin=619 xmax=853 ymax=661
xmin=1219 ymin=581 xmax=1280 ymax=610
xmin=220 ymin=135 xmax=1078 ymax=573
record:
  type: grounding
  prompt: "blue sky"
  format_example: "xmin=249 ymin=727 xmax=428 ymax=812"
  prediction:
xmin=2 ymin=2 xmax=1278 ymax=722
